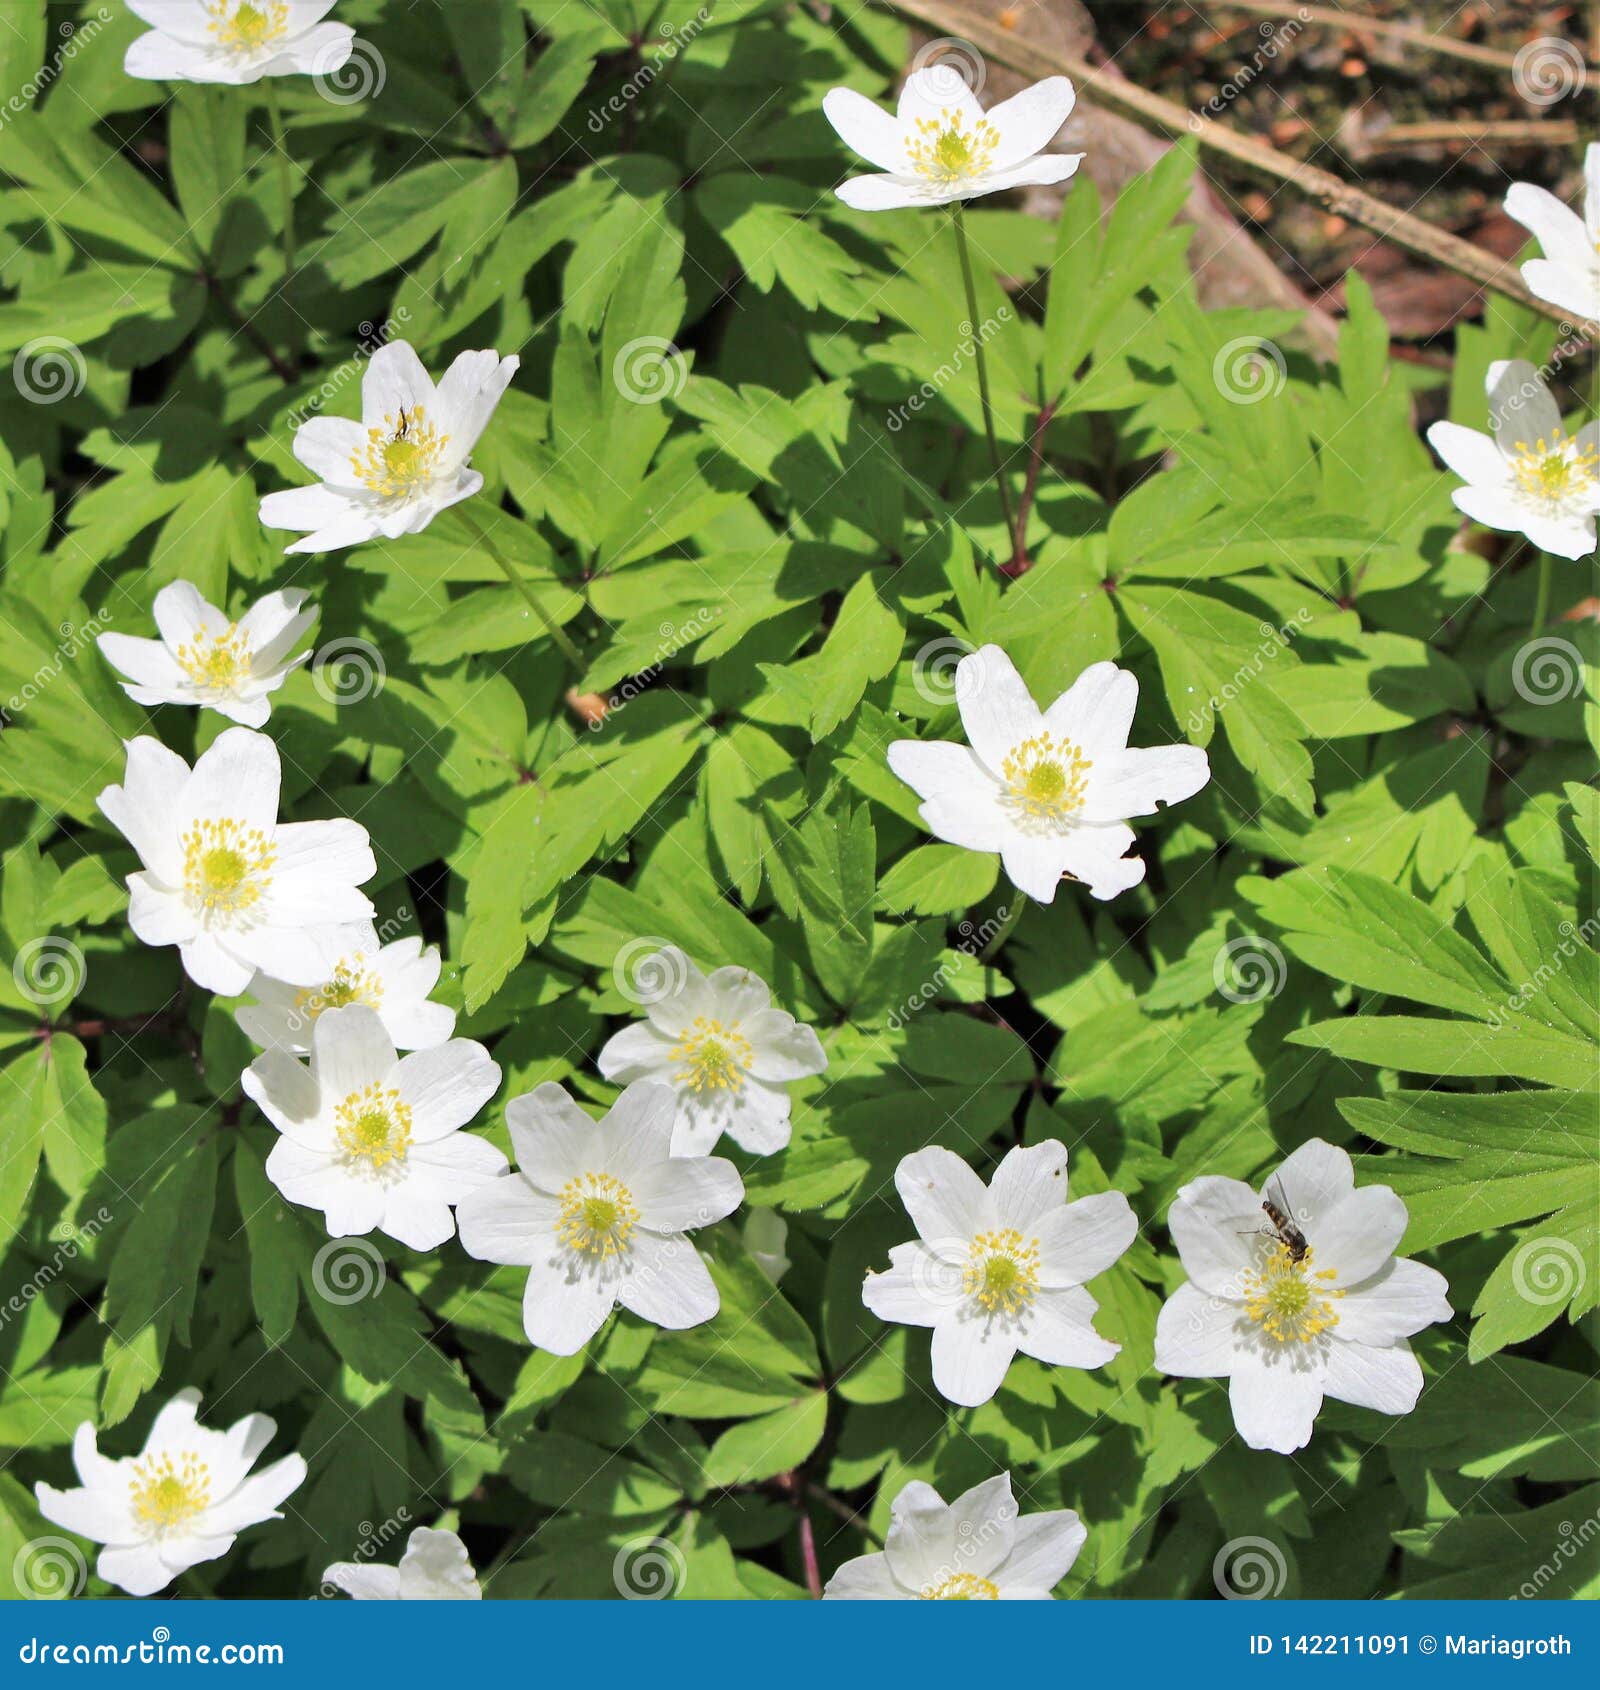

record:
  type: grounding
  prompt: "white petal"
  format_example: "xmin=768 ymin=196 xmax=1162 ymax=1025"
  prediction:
xmin=1080 ymin=743 xmax=1210 ymax=822
xmin=1310 ymin=1186 xmax=1408 ymax=1285
xmin=98 ymin=632 xmax=187 ymax=693
xmin=1518 ymin=259 xmax=1600 ymax=321
xmin=744 ymin=1010 xmax=827 ymax=1081
xmin=99 ymin=736 xmax=189 ymax=880
xmin=324 ymin=1562 xmax=403 ymax=1599
xmin=1034 ymin=1190 xmax=1137 ymax=1286
xmin=984 ymin=77 xmax=1075 ymax=171
xmin=1504 ymin=183 xmax=1592 ymax=272
xmin=600 ymin=1081 xmax=678 ymax=1180
xmin=455 ymin=1177 xmax=560 ymax=1266
xmin=898 ymin=66 xmax=984 ymax=134
xmin=972 ymin=154 xmax=1084 ymax=195
xmin=1017 ymin=1284 xmax=1119 ymax=1369
xmin=363 ymin=342 xmax=435 ymax=428
xmin=33 ymin=1481 xmax=135 ymax=1546
xmin=242 ymin=1050 xmax=324 ymax=1146
xmin=1426 ymin=420 xmax=1506 ymax=487
xmin=522 ymin=1256 xmax=615 ymax=1354
xmin=1168 ymin=1175 xmax=1262 ymax=1296
xmin=822 ymin=1552 xmax=909 ymax=1599
xmin=292 ymin=417 xmax=365 ymax=486
xmin=504 ymin=1084 xmax=603 ymax=1191
xmin=127 ymin=876 xmax=198 ymax=948
xmin=894 ymin=1147 xmax=991 ymax=1255
xmin=944 ymin=1473 xmax=1017 ymax=1576
xmin=718 ymin=1079 xmax=794 ymax=1155
xmin=310 ymin=1004 xmax=396 ymax=1101
xmin=1487 ymin=358 xmax=1562 ymax=447
xmin=1270 ymin=1138 xmax=1354 ymax=1229
xmin=955 ymin=644 xmax=1044 ymax=772
xmin=1056 ymin=822 xmax=1147 ymax=901
xmin=862 ymin=1241 xmax=963 ymax=1326
xmin=1336 ymin=1257 xmax=1452 ymax=1344
xmin=201 ymin=1453 xmax=305 ymax=1534
xmin=376 ymin=1185 xmax=457 ymax=1252
xmin=596 ymin=1022 xmax=673 ymax=1083
xmin=835 ymin=173 xmax=930 ymax=212
xmin=433 ymin=350 xmax=518 ymax=471
xmin=394 ymin=1040 xmax=500 ymax=1140
xmin=886 ymin=739 xmax=1011 ymax=852
xmin=822 ymin=86 xmax=907 ymax=172
xmin=617 ymin=1231 xmax=720 ymax=1329
xmin=994 ymin=1511 xmax=1086 ymax=1592
xmin=629 ymin=1154 xmax=743 ymax=1232
xmin=1154 ymin=1282 xmax=1242 ymax=1377
xmin=97 ymin=1541 xmax=181 ymax=1596
xmin=999 ymin=834 xmax=1076 ymax=904
xmin=396 ymin=1526 xmax=481 ymax=1599
xmin=930 ymin=1312 xmax=1016 ymax=1406
xmin=988 ymin=1139 xmax=1068 ymax=1231
xmin=1228 ymin=1351 xmax=1325 ymax=1453
xmin=1042 ymin=661 xmax=1138 ymax=757
xmin=177 ymin=931 xmax=255 ymax=995
xmin=182 ymin=726 xmax=279 ymax=833
xmin=1323 ymin=1338 xmax=1424 ymax=1416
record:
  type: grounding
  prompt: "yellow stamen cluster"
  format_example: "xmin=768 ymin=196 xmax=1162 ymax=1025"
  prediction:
xmin=1242 ymin=1243 xmax=1343 ymax=1345
xmin=1508 ymin=432 xmax=1599 ymax=507
xmin=129 ymin=1451 xmax=211 ymax=1537
xmin=349 ymin=405 xmax=448 ymax=498
xmin=670 ymin=1017 xmax=754 ymax=1095
xmin=182 ymin=818 xmax=275 ymax=918
xmin=907 ymin=114 xmax=999 ymax=182
xmin=334 ymin=1083 xmax=413 ymax=1173
xmin=294 ymin=960 xmax=384 ymax=1026
xmin=963 ymin=1228 xmax=1041 ymax=1315
xmin=176 ymin=623 xmax=251 ymax=692
xmin=1000 ymin=733 xmax=1092 ymax=830
xmin=205 ymin=0 xmax=289 ymax=54
xmin=921 ymin=1572 xmax=1000 ymax=1599
xmin=556 ymin=1171 xmax=640 ymax=1258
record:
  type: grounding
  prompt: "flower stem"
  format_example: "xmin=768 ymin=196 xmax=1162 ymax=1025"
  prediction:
xmin=1530 ymin=549 xmax=1552 ymax=635
xmin=264 ymin=81 xmax=296 ymax=289
xmin=977 ymin=894 xmax=1026 ymax=964
xmin=950 ymin=203 xmax=1015 ymax=544
xmin=459 ymin=507 xmax=584 ymax=670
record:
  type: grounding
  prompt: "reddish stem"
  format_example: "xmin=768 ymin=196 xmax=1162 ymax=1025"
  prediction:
xmin=1002 ymin=399 xmax=1057 ymax=578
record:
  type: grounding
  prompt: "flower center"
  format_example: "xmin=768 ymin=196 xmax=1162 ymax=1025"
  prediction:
xmin=556 ymin=1172 xmax=640 ymax=1258
xmin=1000 ymin=733 xmax=1092 ymax=831
xmin=1242 ymin=1244 xmax=1343 ymax=1345
xmin=670 ymin=1016 xmax=754 ymax=1095
xmin=350 ymin=406 xmax=449 ymax=499
xmin=1508 ymin=432 xmax=1599 ymax=509
xmin=907 ymin=114 xmax=999 ymax=183
xmin=921 ymin=1572 xmax=1000 ymax=1600
xmin=963 ymin=1228 xmax=1041 ymax=1315
xmin=206 ymin=0 xmax=289 ymax=55
xmin=182 ymin=818 xmax=275 ymax=920
xmin=129 ymin=1451 xmax=211 ymax=1537
xmin=334 ymin=1083 xmax=413 ymax=1173
xmin=293 ymin=960 xmax=383 ymax=1028
xmin=176 ymin=624 xmax=251 ymax=693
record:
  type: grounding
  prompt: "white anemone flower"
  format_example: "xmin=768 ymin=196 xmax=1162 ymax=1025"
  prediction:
xmin=824 ymin=1472 xmax=1085 ymax=1600
xmin=888 ymin=645 xmax=1209 ymax=904
xmin=124 ymin=1 xmax=354 ymax=85
xmin=595 ymin=947 xmax=827 ymax=1157
xmin=823 ymin=68 xmax=1082 ymax=210
xmin=1153 ymin=1139 xmax=1452 ymax=1455
xmin=259 ymin=342 xmax=519 ymax=553
xmin=237 ymin=920 xmax=454 ymax=1055
xmin=455 ymin=1081 xmax=743 ymax=1355
xmin=864 ymin=1140 xmax=1136 ymax=1408
xmin=35 ymin=1388 xmax=305 ymax=1598
xmin=323 ymin=1525 xmax=481 ymax=1600
xmin=1505 ymin=143 xmax=1600 ymax=323
xmin=1426 ymin=360 xmax=1598 ymax=560
xmin=98 ymin=727 xmax=375 ymax=996
xmin=242 ymin=1004 xmax=504 ymax=1250
xmin=97 ymin=581 xmax=316 ymax=728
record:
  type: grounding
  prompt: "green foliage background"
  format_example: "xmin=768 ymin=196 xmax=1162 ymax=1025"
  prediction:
xmin=0 ymin=0 xmax=1596 ymax=1601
